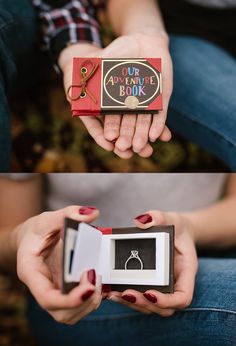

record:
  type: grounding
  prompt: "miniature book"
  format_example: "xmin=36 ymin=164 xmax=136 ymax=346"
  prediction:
xmin=68 ymin=58 xmax=162 ymax=116
xmin=62 ymin=219 xmax=174 ymax=294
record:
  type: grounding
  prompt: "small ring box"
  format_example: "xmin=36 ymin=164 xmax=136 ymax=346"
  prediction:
xmin=62 ymin=218 xmax=174 ymax=294
xmin=69 ymin=58 xmax=163 ymax=117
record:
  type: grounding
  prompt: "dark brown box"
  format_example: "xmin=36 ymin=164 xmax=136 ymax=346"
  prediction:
xmin=62 ymin=218 xmax=174 ymax=294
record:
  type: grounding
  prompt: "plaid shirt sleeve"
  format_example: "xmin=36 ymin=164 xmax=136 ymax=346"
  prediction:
xmin=32 ymin=0 xmax=102 ymax=67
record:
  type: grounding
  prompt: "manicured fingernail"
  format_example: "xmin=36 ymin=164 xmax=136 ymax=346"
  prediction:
xmin=87 ymin=269 xmax=96 ymax=286
xmin=143 ymin=292 xmax=157 ymax=303
xmin=102 ymin=284 xmax=111 ymax=293
xmin=122 ymin=294 xmax=136 ymax=303
xmin=81 ymin=289 xmax=95 ymax=301
xmin=79 ymin=206 xmax=96 ymax=215
xmin=135 ymin=214 xmax=153 ymax=224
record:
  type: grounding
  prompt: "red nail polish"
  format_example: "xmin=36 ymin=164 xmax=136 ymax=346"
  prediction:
xmin=102 ymin=284 xmax=111 ymax=293
xmin=81 ymin=289 xmax=95 ymax=301
xmin=143 ymin=292 xmax=157 ymax=303
xmin=135 ymin=214 xmax=152 ymax=224
xmin=79 ymin=206 xmax=96 ymax=215
xmin=87 ymin=269 xmax=96 ymax=286
xmin=122 ymin=294 xmax=136 ymax=303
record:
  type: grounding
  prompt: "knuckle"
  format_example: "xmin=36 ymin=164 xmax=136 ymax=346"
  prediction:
xmin=121 ymin=126 xmax=133 ymax=136
xmin=134 ymin=135 xmax=147 ymax=144
xmin=105 ymin=121 xmax=119 ymax=128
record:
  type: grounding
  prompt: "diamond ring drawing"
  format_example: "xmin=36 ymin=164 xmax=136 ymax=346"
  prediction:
xmin=124 ymin=250 xmax=143 ymax=270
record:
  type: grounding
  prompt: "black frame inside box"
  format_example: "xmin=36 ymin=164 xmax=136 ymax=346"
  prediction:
xmin=62 ymin=219 xmax=174 ymax=294
xmin=114 ymin=238 xmax=156 ymax=270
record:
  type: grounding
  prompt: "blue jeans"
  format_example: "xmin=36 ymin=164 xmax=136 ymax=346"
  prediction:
xmin=0 ymin=0 xmax=46 ymax=171
xmin=27 ymin=256 xmax=236 ymax=346
xmin=0 ymin=3 xmax=236 ymax=171
xmin=167 ymin=35 xmax=236 ymax=171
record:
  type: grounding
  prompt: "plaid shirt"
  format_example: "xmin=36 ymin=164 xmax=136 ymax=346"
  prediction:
xmin=32 ymin=0 xmax=104 ymax=65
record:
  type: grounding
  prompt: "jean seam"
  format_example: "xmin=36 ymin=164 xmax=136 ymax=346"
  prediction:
xmin=182 ymin=307 xmax=236 ymax=315
xmin=82 ymin=308 xmax=236 ymax=322
xmin=169 ymin=105 xmax=236 ymax=148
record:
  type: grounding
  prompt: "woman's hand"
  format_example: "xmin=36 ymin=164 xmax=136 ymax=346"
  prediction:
xmin=13 ymin=205 xmax=102 ymax=325
xmin=60 ymin=33 xmax=173 ymax=159
xmin=107 ymin=210 xmax=198 ymax=316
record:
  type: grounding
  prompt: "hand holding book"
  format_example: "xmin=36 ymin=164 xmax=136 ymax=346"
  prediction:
xmin=59 ymin=34 xmax=173 ymax=159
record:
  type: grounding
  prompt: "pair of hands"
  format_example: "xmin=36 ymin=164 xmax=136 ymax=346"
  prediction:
xmin=14 ymin=204 xmax=198 ymax=325
xmin=60 ymin=34 xmax=173 ymax=159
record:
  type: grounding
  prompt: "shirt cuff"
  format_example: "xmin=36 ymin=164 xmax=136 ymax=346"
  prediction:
xmin=33 ymin=0 xmax=102 ymax=72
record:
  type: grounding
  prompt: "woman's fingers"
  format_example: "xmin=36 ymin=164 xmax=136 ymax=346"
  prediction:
xmin=108 ymin=290 xmax=174 ymax=316
xmin=137 ymin=143 xmax=153 ymax=158
xmin=104 ymin=115 xmax=121 ymax=141
xmin=132 ymin=114 xmax=152 ymax=153
xmin=79 ymin=116 xmax=114 ymax=152
xmin=159 ymin=125 xmax=172 ymax=142
xmin=149 ymin=113 xmax=166 ymax=143
xmin=108 ymin=293 xmax=151 ymax=314
xmin=115 ymin=115 xmax=136 ymax=152
xmin=52 ymin=271 xmax=102 ymax=324
xmin=145 ymin=259 xmax=196 ymax=310
xmin=26 ymin=269 xmax=98 ymax=311
xmin=62 ymin=291 xmax=102 ymax=325
xmin=36 ymin=205 xmax=100 ymax=234
xmin=113 ymin=147 xmax=134 ymax=159
xmin=24 ymin=267 xmax=102 ymax=326
xmin=133 ymin=209 xmax=172 ymax=229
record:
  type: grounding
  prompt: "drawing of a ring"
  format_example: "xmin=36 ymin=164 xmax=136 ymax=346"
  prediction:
xmin=125 ymin=250 xmax=143 ymax=270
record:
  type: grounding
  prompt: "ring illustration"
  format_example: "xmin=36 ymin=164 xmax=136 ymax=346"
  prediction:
xmin=125 ymin=250 xmax=143 ymax=270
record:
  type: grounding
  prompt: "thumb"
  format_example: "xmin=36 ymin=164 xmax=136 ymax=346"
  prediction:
xmin=133 ymin=210 xmax=176 ymax=229
xmin=38 ymin=205 xmax=100 ymax=233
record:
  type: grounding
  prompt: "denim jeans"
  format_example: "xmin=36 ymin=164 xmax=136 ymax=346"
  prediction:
xmin=0 ymin=0 xmax=46 ymax=171
xmin=0 ymin=2 xmax=236 ymax=171
xmin=167 ymin=35 xmax=236 ymax=171
xmin=27 ymin=256 xmax=236 ymax=346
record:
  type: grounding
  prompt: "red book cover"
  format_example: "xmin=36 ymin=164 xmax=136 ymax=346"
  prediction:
xmin=68 ymin=58 xmax=163 ymax=117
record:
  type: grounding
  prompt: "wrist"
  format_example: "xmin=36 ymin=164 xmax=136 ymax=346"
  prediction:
xmin=181 ymin=212 xmax=199 ymax=244
xmin=124 ymin=29 xmax=169 ymax=44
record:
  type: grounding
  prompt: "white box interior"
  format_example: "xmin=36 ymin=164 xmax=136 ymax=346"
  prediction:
xmin=68 ymin=223 xmax=170 ymax=286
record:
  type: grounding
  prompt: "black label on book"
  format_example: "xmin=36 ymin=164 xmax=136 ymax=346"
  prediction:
xmin=102 ymin=59 xmax=161 ymax=110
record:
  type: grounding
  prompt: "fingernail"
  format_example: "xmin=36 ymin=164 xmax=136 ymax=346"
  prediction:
xmin=135 ymin=214 xmax=153 ymax=224
xmin=102 ymin=284 xmax=111 ymax=293
xmin=79 ymin=206 xmax=96 ymax=215
xmin=122 ymin=294 xmax=136 ymax=303
xmin=143 ymin=292 xmax=157 ymax=303
xmin=81 ymin=289 xmax=95 ymax=301
xmin=87 ymin=269 xmax=96 ymax=286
